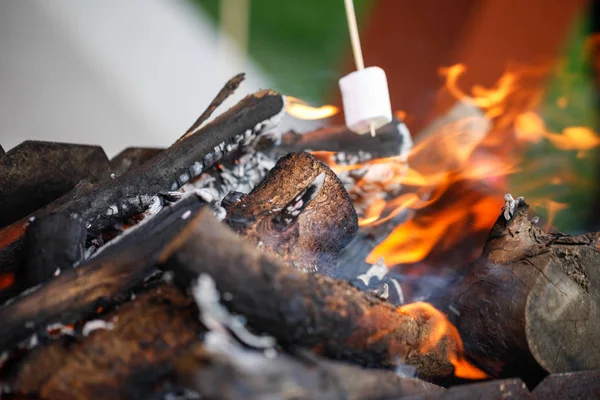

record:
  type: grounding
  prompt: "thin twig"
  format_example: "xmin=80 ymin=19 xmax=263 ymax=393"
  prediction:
xmin=178 ymin=73 xmax=246 ymax=141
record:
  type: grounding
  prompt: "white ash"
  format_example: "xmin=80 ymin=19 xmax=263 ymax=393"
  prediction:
xmin=503 ymin=193 xmax=525 ymax=221
xmin=448 ymin=304 xmax=461 ymax=317
xmin=192 ymin=273 xmax=276 ymax=350
xmin=394 ymin=363 xmax=417 ymax=378
xmin=390 ymin=278 xmax=405 ymax=305
xmin=82 ymin=319 xmax=115 ymax=337
xmin=357 ymin=257 xmax=389 ymax=286
xmin=53 ymin=267 xmax=61 ymax=277
xmin=396 ymin=121 xmax=414 ymax=161
xmin=181 ymin=210 xmax=192 ymax=220
xmin=531 ymin=216 xmax=540 ymax=224
xmin=373 ymin=283 xmax=389 ymax=300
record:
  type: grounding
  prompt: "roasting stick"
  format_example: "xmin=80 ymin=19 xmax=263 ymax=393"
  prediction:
xmin=340 ymin=0 xmax=392 ymax=137
xmin=343 ymin=0 xmax=374 ymax=136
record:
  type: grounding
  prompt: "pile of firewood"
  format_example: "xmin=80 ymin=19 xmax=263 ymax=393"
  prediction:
xmin=0 ymin=75 xmax=599 ymax=399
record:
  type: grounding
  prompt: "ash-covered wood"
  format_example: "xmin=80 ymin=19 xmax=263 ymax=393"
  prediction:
xmin=273 ymin=118 xmax=411 ymax=161
xmin=0 ymin=194 xmax=206 ymax=354
xmin=174 ymin=344 xmax=445 ymax=400
xmin=3 ymin=284 xmax=203 ymax=400
xmin=51 ymin=89 xmax=284 ymax=235
xmin=0 ymin=141 xmax=110 ymax=228
xmin=161 ymin=209 xmax=462 ymax=379
xmin=19 ymin=212 xmax=87 ymax=290
xmin=447 ymin=196 xmax=600 ymax=377
xmin=224 ymin=152 xmax=358 ymax=275
xmin=109 ymin=147 xmax=164 ymax=177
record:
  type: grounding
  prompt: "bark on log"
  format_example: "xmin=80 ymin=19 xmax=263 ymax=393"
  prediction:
xmin=173 ymin=344 xmax=445 ymax=400
xmin=448 ymin=196 xmax=600 ymax=377
xmin=2 ymin=284 xmax=203 ymax=400
xmin=0 ymin=194 xmax=206 ymax=353
xmin=109 ymin=147 xmax=164 ymax=177
xmin=272 ymin=118 xmax=412 ymax=161
xmin=161 ymin=209 xmax=468 ymax=379
xmin=223 ymin=151 xmax=358 ymax=275
xmin=19 ymin=212 xmax=87 ymax=290
xmin=0 ymin=141 xmax=110 ymax=228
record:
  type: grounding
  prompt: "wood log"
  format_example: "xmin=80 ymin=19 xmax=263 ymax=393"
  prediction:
xmin=19 ymin=212 xmax=87 ymax=290
xmin=0 ymin=141 xmax=110 ymax=228
xmin=109 ymin=147 xmax=164 ymax=177
xmin=223 ymin=151 xmax=358 ymax=275
xmin=447 ymin=196 xmax=600 ymax=377
xmin=271 ymin=118 xmax=412 ymax=161
xmin=2 ymin=284 xmax=203 ymax=400
xmin=0 ymin=194 xmax=206 ymax=354
xmin=173 ymin=344 xmax=445 ymax=400
xmin=160 ymin=209 xmax=480 ymax=380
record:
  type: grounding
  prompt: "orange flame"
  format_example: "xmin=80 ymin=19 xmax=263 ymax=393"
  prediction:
xmin=398 ymin=302 xmax=487 ymax=379
xmin=286 ymin=96 xmax=339 ymax=120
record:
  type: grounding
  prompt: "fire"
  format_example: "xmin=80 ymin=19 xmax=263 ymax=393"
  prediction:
xmin=285 ymin=96 xmax=339 ymax=120
xmin=0 ymin=273 xmax=14 ymax=291
xmin=398 ymin=302 xmax=487 ymax=379
xmin=317 ymin=57 xmax=600 ymax=379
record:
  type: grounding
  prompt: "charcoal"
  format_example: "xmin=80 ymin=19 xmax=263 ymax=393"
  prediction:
xmin=438 ymin=378 xmax=531 ymax=400
xmin=109 ymin=147 xmax=164 ymax=177
xmin=0 ymin=141 xmax=110 ymax=227
xmin=532 ymin=371 xmax=600 ymax=400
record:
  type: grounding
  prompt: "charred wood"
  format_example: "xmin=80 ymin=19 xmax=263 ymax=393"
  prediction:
xmin=109 ymin=147 xmax=164 ymax=177
xmin=0 ymin=194 xmax=206 ymax=354
xmin=19 ymin=212 xmax=86 ymax=290
xmin=161 ymin=209 xmax=464 ymax=379
xmin=51 ymin=89 xmax=284 ymax=235
xmin=223 ymin=152 xmax=358 ymax=275
xmin=3 ymin=284 xmax=203 ymax=400
xmin=447 ymin=196 xmax=600 ymax=377
xmin=0 ymin=141 xmax=110 ymax=228
xmin=272 ymin=118 xmax=411 ymax=162
xmin=173 ymin=344 xmax=445 ymax=400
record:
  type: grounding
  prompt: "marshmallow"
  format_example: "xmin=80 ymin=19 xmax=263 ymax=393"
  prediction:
xmin=339 ymin=66 xmax=393 ymax=135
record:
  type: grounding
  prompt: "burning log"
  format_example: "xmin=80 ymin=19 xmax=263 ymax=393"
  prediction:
xmin=161 ymin=209 xmax=485 ymax=380
xmin=223 ymin=151 xmax=358 ymax=275
xmin=0 ymin=194 xmax=206 ymax=354
xmin=448 ymin=195 xmax=600 ymax=377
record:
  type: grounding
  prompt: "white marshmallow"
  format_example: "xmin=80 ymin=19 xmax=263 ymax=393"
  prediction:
xmin=339 ymin=66 xmax=393 ymax=135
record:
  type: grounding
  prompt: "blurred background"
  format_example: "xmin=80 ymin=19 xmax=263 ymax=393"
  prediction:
xmin=1 ymin=0 xmax=599 ymax=233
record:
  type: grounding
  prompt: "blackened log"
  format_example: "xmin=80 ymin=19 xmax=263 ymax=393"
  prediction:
xmin=439 ymin=378 xmax=531 ymax=400
xmin=532 ymin=371 xmax=600 ymax=400
xmin=4 ymin=284 xmax=203 ymax=400
xmin=161 ymin=209 xmax=475 ymax=379
xmin=173 ymin=344 xmax=445 ymax=400
xmin=223 ymin=151 xmax=358 ymax=275
xmin=0 ymin=141 xmax=110 ymax=227
xmin=51 ymin=89 xmax=284 ymax=235
xmin=19 ymin=212 xmax=86 ymax=289
xmin=0 ymin=194 xmax=206 ymax=354
xmin=272 ymin=119 xmax=412 ymax=161
xmin=109 ymin=147 xmax=164 ymax=177
xmin=448 ymin=196 xmax=600 ymax=377
xmin=0 ymin=180 xmax=95 ymax=297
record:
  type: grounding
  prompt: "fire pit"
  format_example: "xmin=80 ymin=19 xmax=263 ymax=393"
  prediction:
xmin=0 ymin=72 xmax=599 ymax=399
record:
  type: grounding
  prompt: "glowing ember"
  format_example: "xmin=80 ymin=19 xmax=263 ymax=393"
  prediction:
xmin=0 ymin=273 xmax=14 ymax=291
xmin=398 ymin=302 xmax=487 ymax=379
xmin=286 ymin=96 xmax=339 ymax=120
